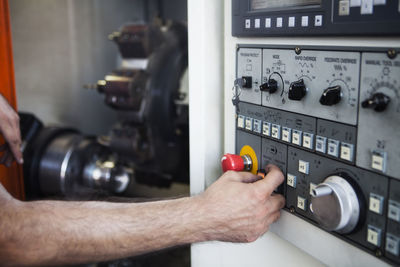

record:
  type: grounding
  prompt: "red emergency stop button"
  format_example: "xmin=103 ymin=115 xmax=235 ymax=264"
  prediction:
xmin=221 ymin=153 xmax=253 ymax=172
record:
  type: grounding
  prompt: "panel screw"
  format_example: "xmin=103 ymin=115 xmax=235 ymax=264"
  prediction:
xmin=290 ymin=206 xmax=295 ymax=213
xmin=375 ymin=249 xmax=382 ymax=257
xmin=387 ymin=49 xmax=397 ymax=59
xmin=295 ymin=47 xmax=302 ymax=55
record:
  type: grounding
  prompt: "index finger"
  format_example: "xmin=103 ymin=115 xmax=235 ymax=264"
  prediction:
xmin=253 ymin=164 xmax=284 ymax=196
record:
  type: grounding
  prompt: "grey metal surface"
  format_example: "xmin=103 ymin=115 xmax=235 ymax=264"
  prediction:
xmin=237 ymin=48 xmax=262 ymax=105
xmin=357 ymin=52 xmax=400 ymax=180
xmin=261 ymin=49 xmax=360 ymax=125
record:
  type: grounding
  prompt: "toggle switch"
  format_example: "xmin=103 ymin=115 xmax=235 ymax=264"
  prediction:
xmin=361 ymin=93 xmax=390 ymax=112
xmin=289 ymin=79 xmax=307 ymax=101
xmin=320 ymin=85 xmax=342 ymax=106
xmin=260 ymin=78 xmax=278 ymax=94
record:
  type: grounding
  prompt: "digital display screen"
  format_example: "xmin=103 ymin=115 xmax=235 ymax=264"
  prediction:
xmin=251 ymin=0 xmax=321 ymax=10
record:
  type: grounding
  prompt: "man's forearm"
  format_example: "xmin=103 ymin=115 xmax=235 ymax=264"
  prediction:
xmin=0 ymin=196 xmax=207 ymax=266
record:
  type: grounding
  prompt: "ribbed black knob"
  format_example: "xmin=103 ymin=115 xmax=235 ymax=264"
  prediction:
xmin=320 ymin=85 xmax=342 ymax=106
xmin=260 ymin=79 xmax=278 ymax=94
xmin=361 ymin=93 xmax=390 ymax=112
xmin=288 ymin=79 xmax=307 ymax=101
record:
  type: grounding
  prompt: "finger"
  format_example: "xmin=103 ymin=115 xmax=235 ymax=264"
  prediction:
xmin=224 ymin=170 xmax=261 ymax=183
xmin=4 ymin=134 xmax=23 ymax=164
xmin=253 ymin=164 xmax=284 ymax=196
xmin=266 ymin=211 xmax=281 ymax=225
xmin=268 ymin=194 xmax=286 ymax=211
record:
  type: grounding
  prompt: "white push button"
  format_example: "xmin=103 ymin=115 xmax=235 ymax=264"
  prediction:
xmin=299 ymin=160 xmax=310 ymax=175
xmin=361 ymin=0 xmax=373 ymax=14
xmin=237 ymin=115 xmax=245 ymax=128
xmin=263 ymin=122 xmax=271 ymax=136
xmin=314 ymin=15 xmax=323 ymax=26
xmin=369 ymin=193 xmax=384 ymax=215
xmin=301 ymin=16 xmax=309 ymax=27
xmin=282 ymin=127 xmax=292 ymax=143
xmin=276 ymin=17 xmax=283 ymax=28
xmin=340 ymin=143 xmax=354 ymax=161
xmin=254 ymin=18 xmax=260 ymax=28
xmin=367 ymin=226 xmax=381 ymax=246
xmin=386 ymin=234 xmax=400 ymax=256
xmin=297 ymin=196 xmax=307 ymax=211
xmin=388 ymin=200 xmax=400 ymax=222
xmin=371 ymin=151 xmax=386 ymax=172
xmin=292 ymin=130 xmax=302 ymax=146
xmin=328 ymin=139 xmax=340 ymax=157
xmin=316 ymin=136 xmax=327 ymax=153
xmin=303 ymin=133 xmax=314 ymax=149
xmin=245 ymin=19 xmax=251 ymax=29
xmin=309 ymin=183 xmax=317 ymax=196
xmin=265 ymin=18 xmax=272 ymax=28
xmin=271 ymin=124 xmax=281 ymax=139
xmin=253 ymin=119 xmax=261 ymax=134
xmin=288 ymin=17 xmax=295 ymax=27
xmin=245 ymin=117 xmax=253 ymax=131
xmin=287 ymin=173 xmax=297 ymax=188
xmin=339 ymin=0 xmax=351 ymax=16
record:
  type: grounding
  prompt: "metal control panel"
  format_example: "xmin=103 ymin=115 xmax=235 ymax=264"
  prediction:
xmin=235 ymin=45 xmax=400 ymax=264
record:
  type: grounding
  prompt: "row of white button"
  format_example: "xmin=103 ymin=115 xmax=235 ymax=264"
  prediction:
xmin=315 ymin=135 xmax=354 ymax=162
xmin=340 ymin=0 xmax=386 ymax=16
xmin=245 ymin=15 xmax=323 ymax=30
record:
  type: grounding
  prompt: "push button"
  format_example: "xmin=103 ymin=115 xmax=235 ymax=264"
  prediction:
xmin=301 ymin=16 xmax=309 ymax=27
xmin=276 ymin=17 xmax=283 ymax=28
xmin=314 ymin=15 xmax=323 ymax=26
xmin=282 ymin=127 xmax=292 ymax=142
xmin=367 ymin=225 xmax=381 ymax=246
xmin=254 ymin=18 xmax=260 ymax=28
xmin=339 ymin=0 xmax=350 ymax=16
xmin=263 ymin=122 xmax=271 ymax=136
xmin=245 ymin=117 xmax=253 ymax=131
xmin=327 ymin=139 xmax=340 ymax=157
xmin=386 ymin=234 xmax=400 ymax=256
xmin=316 ymin=136 xmax=327 ymax=153
xmin=297 ymin=196 xmax=307 ymax=211
xmin=253 ymin=119 xmax=261 ymax=134
xmin=288 ymin=17 xmax=295 ymax=27
xmin=361 ymin=0 xmax=373 ymax=14
xmin=371 ymin=150 xmax=386 ymax=172
xmin=245 ymin=19 xmax=251 ymax=29
xmin=340 ymin=143 xmax=354 ymax=162
xmin=369 ymin=193 xmax=384 ymax=215
xmin=388 ymin=200 xmax=400 ymax=222
xmin=309 ymin=183 xmax=317 ymax=196
xmin=287 ymin=173 xmax=297 ymax=188
xmin=303 ymin=133 xmax=314 ymax=149
xmin=237 ymin=115 xmax=245 ymax=128
xmin=292 ymin=130 xmax=302 ymax=146
xmin=271 ymin=124 xmax=281 ymax=139
xmin=298 ymin=160 xmax=310 ymax=175
xmin=265 ymin=18 xmax=272 ymax=28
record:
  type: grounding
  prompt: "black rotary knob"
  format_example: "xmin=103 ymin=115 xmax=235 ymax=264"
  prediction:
xmin=260 ymin=79 xmax=278 ymax=94
xmin=320 ymin=85 xmax=342 ymax=106
xmin=288 ymin=79 xmax=307 ymax=101
xmin=361 ymin=93 xmax=391 ymax=112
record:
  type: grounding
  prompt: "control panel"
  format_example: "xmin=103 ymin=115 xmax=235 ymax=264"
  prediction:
xmin=232 ymin=45 xmax=400 ymax=265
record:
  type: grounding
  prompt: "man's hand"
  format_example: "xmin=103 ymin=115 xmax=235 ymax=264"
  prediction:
xmin=0 ymin=94 xmax=23 ymax=166
xmin=198 ymin=164 xmax=285 ymax=243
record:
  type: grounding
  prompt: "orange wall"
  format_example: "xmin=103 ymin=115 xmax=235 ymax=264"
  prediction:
xmin=0 ymin=0 xmax=25 ymax=200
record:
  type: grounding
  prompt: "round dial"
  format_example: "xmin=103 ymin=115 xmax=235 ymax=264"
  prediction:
xmin=311 ymin=175 xmax=360 ymax=234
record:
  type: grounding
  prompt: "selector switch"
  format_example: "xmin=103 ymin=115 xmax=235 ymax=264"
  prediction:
xmin=260 ymin=79 xmax=278 ymax=94
xmin=289 ymin=79 xmax=307 ymax=101
xmin=320 ymin=85 xmax=342 ymax=106
xmin=361 ymin=92 xmax=390 ymax=112
xmin=241 ymin=76 xmax=253 ymax=88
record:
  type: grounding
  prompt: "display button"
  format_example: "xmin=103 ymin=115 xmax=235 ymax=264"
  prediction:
xmin=350 ymin=0 xmax=361 ymax=6
xmin=314 ymin=15 xmax=323 ymax=26
xmin=301 ymin=16 xmax=309 ymax=27
xmin=253 ymin=119 xmax=262 ymax=134
xmin=371 ymin=150 xmax=386 ymax=172
xmin=367 ymin=225 xmax=381 ymax=246
xmin=254 ymin=18 xmax=260 ymax=28
xmin=340 ymin=143 xmax=354 ymax=162
xmin=386 ymin=234 xmax=400 ymax=256
xmin=369 ymin=193 xmax=384 ymax=215
xmin=276 ymin=17 xmax=283 ymax=28
xmin=327 ymin=139 xmax=340 ymax=157
xmin=292 ymin=130 xmax=302 ymax=146
xmin=299 ymin=160 xmax=310 ymax=175
xmin=271 ymin=124 xmax=281 ymax=139
xmin=237 ymin=115 xmax=245 ymax=128
xmin=316 ymin=136 xmax=327 ymax=153
xmin=297 ymin=196 xmax=307 ymax=211
xmin=339 ymin=0 xmax=351 ymax=16
xmin=263 ymin=122 xmax=271 ymax=136
xmin=309 ymin=183 xmax=317 ymax=196
xmin=245 ymin=117 xmax=253 ymax=131
xmin=288 ymin=16 xmax=295 ymax=27
xmin=245 ymin=19 xmax=251 ymax=29
xmin=303 ymin=133 xmax=314 ymax=150
xmin=265 ymin=18 xmax=272 ymax=28
xmin=361 ymin=0 xmax=373 ymax=14
xmin=388 ymin=200 xmax=400 ymax=222
xmin=282 ymin=127 xmax=292 ymax=143
xmin=287 ymin=173 xmax=297 ymax=188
